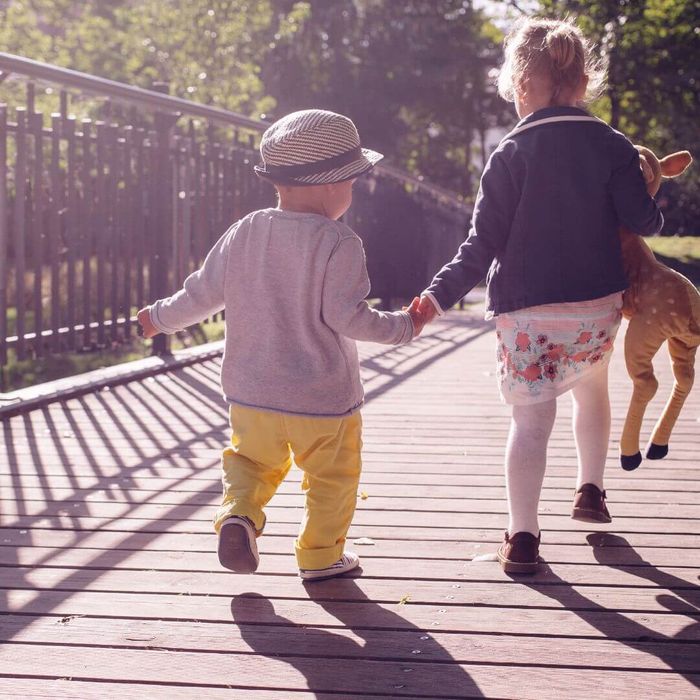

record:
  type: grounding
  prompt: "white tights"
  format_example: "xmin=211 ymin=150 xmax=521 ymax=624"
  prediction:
xmin=504 ymin=366 xmax=611 ymax=536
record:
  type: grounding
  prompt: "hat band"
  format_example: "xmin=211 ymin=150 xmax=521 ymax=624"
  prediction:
xmin=261 ymin=146 xmax=362 ymax=178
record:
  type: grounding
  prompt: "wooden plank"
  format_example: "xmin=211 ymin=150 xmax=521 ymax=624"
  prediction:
xmin=64 ymin=116 xmax=78 ymax=350
xmin=0 ymin=104 xmax=7 ymax=365
xmin=0 ymin=680 xmax=327 ymax=700
xmin=1 ymin=644 xmax=698 ymax=698
xmin=48 ymin=113 xmax=62 ymax=352
xmin=2 ymin=614 xmax=697 ymax=673
xmin=3 ymin=528 xmax=700 ymax=564
xmin=80 ymin=119 xmax=93 ymax=349
xmin=3 ymin=502 xmax=698 ymax=534
xmin=4 ymin=481 xmax=700 ymax=507
xmin=12 ymin=108 xmax=28 ymax=358
xmin=3 ymin=567 xmax=699 ymax=613
xmin=3 ymin=488 xmax=699 ymax=519
xmin=29 ymin=110 xmax=45 ymax=357
xmin=4 ymin=517 xmax=700 ymax=548
xmin=3 ymin=588 xmax=698 ymax=642
xmin=2 ymin=467 xmax=698 ymax=496
xmin=2 ymin=546 xmax=699 ymax=585
xmin=3 ymin=525 xmax=698 ymax=550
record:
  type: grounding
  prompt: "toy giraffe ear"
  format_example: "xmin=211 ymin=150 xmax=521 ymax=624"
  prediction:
xmin=659 ymin=151 xmax=692 ymax=178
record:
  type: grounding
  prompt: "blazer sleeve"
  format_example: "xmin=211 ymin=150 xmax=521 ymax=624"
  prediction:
xmin=608 ymin=131 xmax=664 ymax=236
xmin=424 ymin=147 xmax=519 ymax=311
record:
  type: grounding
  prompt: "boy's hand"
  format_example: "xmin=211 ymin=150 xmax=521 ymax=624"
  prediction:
xmin=137 ymin=307 xmax=159 ymax=339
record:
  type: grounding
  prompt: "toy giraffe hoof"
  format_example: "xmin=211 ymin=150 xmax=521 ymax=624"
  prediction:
xmin=620 ymin=452 xmax=642 ymax=471
xmin=646 ymin=443 xmax=668 ymax=460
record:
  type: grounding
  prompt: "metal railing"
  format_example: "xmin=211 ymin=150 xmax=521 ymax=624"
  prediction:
xmin=0 ymin=52 xmax=471 ymax=373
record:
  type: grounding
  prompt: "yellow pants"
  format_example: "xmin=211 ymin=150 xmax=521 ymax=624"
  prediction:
xmin=213 ymin=404 xmax=363 ymax=570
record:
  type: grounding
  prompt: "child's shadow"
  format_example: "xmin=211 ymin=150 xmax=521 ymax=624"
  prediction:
xmin=523 ymin=533 xmax=699 ymax=689
xmin=230 ymin=576 xmax=483 ymax=698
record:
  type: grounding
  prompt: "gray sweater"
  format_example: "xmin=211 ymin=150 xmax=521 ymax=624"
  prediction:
xmin=150 ymin=208 xmax=414 ymax=416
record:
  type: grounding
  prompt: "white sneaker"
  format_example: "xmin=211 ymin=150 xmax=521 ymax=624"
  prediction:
xmin=299 ymin=551 xmax=360 ymax=581
xmin=218 ymin=516 xmax=259 ymax=573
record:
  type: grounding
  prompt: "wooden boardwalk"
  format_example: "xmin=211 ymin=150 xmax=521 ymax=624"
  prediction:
xmin=1 ymin=311 xmax=698 ymax=699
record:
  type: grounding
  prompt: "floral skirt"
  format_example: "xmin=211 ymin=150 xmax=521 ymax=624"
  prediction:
xmin=496 ymin=293 xmax=623 ymax=405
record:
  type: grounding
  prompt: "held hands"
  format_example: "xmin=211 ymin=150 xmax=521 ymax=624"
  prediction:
xmin=417 ymin=295 xmax=438 ymax=324
xmin=404 ymin=295 xmax=439 ymax=337
xmin=136 ymin=307 xmax=159 ymax=339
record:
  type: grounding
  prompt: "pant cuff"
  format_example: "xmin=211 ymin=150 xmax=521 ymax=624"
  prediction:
xmin=214 ymin=502 xmax=266 ymax=534
xmin=295 ymin=540 xmax=345 ymax=570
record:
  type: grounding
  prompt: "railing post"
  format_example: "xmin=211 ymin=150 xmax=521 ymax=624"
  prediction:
xmin=150 ymin=82 xmax=179 ymax=356
xmin=0 ymin=104 xmax=7 ymax=388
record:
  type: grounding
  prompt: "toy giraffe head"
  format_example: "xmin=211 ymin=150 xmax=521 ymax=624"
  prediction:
xmin=620 ymin=147 xmax=693 ymax=284
xmin=635 ymin=145 xmax=692 ymax=197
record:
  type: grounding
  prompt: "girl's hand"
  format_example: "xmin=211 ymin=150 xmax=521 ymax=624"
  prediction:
xmin=405 ymin=296 xmax=426 ymax=336
xmin=417 ymin=295 xmax=439 ymax=324
xmin=137 ymin=307 xmax=159 ymax=339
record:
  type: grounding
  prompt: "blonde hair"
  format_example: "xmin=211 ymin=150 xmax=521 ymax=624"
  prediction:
xmin=497 ymin=17 xmax=606 ymax=105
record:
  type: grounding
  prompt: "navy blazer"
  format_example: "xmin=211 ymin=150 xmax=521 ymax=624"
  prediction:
xmin=425 ymin=106 xmax=664 ymax=317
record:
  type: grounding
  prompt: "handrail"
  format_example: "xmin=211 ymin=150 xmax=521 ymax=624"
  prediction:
xmin=0 ymin=52 xmax=264 ymax=130
xmin=0 ymin=51 xmax=469 ymax=211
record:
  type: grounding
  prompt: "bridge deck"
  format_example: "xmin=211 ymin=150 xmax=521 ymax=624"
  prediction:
xmin=1 ymin=312 xmax=698 ymax=699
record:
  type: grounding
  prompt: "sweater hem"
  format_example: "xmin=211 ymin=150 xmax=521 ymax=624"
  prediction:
xmin=224 ymin=395 xmax=364 ymax=418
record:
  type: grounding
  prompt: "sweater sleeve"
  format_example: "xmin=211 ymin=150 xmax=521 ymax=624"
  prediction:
xmin=424 ymin=148 xmax=519 ymax=311
xmin=608 ymin=132 xmax=664 ymax=236
xmin=322 ymin=236 xmax=414 ymax=345
xmin=149 ymin=224 xmax=236 ymax=334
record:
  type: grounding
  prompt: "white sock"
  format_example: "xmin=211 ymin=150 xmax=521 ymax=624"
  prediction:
xmin=505 ymin=399 xmax=556 ymax=536
xmin=571 ymin=366 xmax=611 ymax=491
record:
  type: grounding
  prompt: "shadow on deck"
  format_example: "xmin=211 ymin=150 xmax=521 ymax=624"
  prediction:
xmin=0 ymin=312 xmax=698 ymax=699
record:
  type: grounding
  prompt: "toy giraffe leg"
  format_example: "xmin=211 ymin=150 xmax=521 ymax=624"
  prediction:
xmin=620 ymin=317 xmax=665 ymax=471
xmin=647 ymin=336 xmax=697 ymax=459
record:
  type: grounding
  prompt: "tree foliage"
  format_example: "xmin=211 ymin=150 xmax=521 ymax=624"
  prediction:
xmin=263 ymin=1 xmax=510 ymax=195
xmin=537 ymin=0 xmax=700 ymax=233
xmin=0 ymin=0 xmax=697 ymax=231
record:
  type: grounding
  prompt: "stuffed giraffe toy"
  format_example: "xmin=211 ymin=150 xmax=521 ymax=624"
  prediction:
xmin=619 ymin=145 xmax=698 ymax=471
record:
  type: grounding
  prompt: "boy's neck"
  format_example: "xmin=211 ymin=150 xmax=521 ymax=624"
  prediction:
xmin=278 ymin=202 xmax=326 ymax=216
xmin=276 ymin=188 xmax=329 ymax=218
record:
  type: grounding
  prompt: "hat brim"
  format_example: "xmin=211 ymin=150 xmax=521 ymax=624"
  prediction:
xmin=255 ymin=148 xmax=383 ymax=186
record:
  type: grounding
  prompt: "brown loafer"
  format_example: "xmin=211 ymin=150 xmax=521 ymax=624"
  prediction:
xmin=572 ymin=483 xmax=612 ymax=523
xmin=497 ymin=531 xmax=540 ymax=574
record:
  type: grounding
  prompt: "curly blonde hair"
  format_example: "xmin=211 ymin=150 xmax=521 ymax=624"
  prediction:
xmin=497 ymin=17 xmax=607 ymax=106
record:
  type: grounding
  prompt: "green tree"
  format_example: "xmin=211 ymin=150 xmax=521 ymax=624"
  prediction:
xmin=0 ymin=0 xmax=294 ymax=116
xmin=263 ymin=0 xmax=509 ymax=197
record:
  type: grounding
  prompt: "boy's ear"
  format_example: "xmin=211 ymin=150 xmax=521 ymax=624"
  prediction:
xmin=659 ymin=151 xmax=692 ymax=179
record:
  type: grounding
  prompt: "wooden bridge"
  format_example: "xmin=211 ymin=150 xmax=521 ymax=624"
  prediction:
xmin=1 ymin=310 xmax=698 ymax=699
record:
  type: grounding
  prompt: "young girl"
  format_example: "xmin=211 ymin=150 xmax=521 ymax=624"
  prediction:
xmin=417 ymin=18 xmax=663 ymax=573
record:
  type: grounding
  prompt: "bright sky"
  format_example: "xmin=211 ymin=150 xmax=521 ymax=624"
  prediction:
xmin=473 ymin=0 xmax=541 ymax=29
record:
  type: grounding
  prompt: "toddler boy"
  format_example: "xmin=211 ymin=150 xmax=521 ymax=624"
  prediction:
xmin=138 ymin=109 xmax=422 ymax=580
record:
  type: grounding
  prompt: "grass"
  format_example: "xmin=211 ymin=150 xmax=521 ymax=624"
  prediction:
xmin=644 ymin=235 xmax=700 ymax=285
xmin=644 ymin=235 xmax=700 ymax=263
xmin=1 ymin=320 xmax=225 ymax=393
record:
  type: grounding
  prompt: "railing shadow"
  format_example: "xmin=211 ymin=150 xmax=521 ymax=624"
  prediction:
xmin=231 ymin=577 xmax=484 ymax=698
xmin=521 ymin=534 xmax=700 ymax=689
xmin=0 ymin=314 xmax=491 ymax=649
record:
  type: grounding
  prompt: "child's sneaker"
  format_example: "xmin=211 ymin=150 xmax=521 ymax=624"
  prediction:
xmin=299 ymin=551 xmax=360 ymax=581
xmin=218 ymin=516 xmax=259 ymax=573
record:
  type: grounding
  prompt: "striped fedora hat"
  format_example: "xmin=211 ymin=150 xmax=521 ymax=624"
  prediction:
xmin=254 ymin=109 xmax=383 ymax=186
